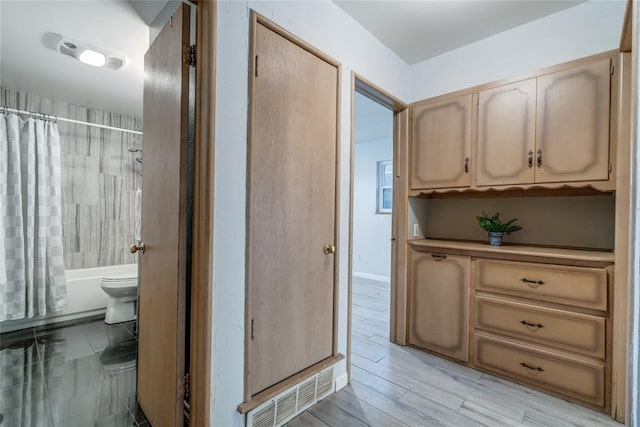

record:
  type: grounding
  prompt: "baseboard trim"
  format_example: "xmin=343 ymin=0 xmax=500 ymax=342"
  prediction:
xmin=334 ymin=372 xmax=349 ymax=391
xmin=353 ymin=272 xmax=390 ymax=282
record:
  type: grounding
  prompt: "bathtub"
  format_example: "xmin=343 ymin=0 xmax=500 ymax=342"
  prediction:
xmin=0 ymin=264 xmax=138 ymax=333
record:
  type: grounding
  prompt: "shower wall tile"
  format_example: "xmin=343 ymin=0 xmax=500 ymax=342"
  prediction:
xmin=3 ymin=87 xmax=142 ymax=270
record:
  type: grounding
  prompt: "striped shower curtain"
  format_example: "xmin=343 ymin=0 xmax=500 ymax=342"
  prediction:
xmin=0 ymin=112 xmax=67 ymax=320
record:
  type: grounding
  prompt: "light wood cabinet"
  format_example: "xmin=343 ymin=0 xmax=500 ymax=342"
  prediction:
xmin=410 ymin=94 xmax=472 ymax=190
xmin=474 ymin=333 xmax=605 ymax=408
xmin=477 ymin=79 xmax=536 ymax=186
xmin=407 ymin=239 xmax=612 ymax=411
xmin=536 ymin=59 xmax=612 ymax=184
xmin=408 ymin=249 xmax=470 ymax=361
xmin=409 ymin=53 xmax=616 ymax=194
xmin=471 ymin=254 xmax=610 ymax=410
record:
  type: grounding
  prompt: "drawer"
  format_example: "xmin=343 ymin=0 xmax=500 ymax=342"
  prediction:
xmin=474 ymin=295 xmax=606 ymax=358
xmin=475 ymin=259 xmax=608 ymax=311
xmin=474 ymin=333 xmax=605 ymax=408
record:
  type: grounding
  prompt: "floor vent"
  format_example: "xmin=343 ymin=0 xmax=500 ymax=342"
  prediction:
xmin=247 ymin=366 xmax=335 ymax=427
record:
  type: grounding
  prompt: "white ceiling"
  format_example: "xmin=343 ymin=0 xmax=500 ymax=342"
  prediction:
xmin=355 ymin=92 xmax=394 ymax=144
xmin=335 ymin=0 xmax=585 ymax=65
xmin=0 ymin=0 xmax=593 ymax=119
xmin=0 ymin=0 xmax=161 ymax=118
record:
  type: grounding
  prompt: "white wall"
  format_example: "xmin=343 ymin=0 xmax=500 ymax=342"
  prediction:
xmin=410 ymin=0 xmax=627 ymax=101
xmin=353 ymin=138 xmax=393 ymax=279
xmin=213 ymin=1 xmax=410 ymax=425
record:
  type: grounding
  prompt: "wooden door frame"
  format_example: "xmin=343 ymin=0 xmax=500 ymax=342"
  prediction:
xmin=189 ymin=1 xmax=216 ymax=426
xmin=347 ymin=73 xmax=408 ymax=381
xmin=241 ymin=10 xmax=343 ymax=410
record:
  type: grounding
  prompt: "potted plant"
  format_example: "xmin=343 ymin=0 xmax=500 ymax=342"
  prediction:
xmin=476 ymin=212 xmax=522 ymax=246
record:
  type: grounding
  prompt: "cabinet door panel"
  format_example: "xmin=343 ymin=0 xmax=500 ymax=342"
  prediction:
xmin=477 ymin=79 xmax=536 ymax=186
xmin=409 ymin=250 xmax=470 ymax=361
xmin=411 ymin=94 xmax=472 ymax=189
xmin=535 ymin=59 xmax=611 ymax=183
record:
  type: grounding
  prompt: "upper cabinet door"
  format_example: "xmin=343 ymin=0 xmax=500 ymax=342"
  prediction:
xmin=477 ymin=79 xmax=536 ymax=187
xmin=535 ymin=59 xmax=611 ymax=184
xmin=411 ymin=94 xmax=472 ymax=190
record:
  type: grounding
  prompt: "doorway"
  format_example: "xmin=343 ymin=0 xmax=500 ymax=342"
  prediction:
xmin=347 ymin=75 xmax=409 ymax=379
xmin=350 ymin=92 xmax=394 ymax=349
xmin=0 ymin=1 xmax=214 ymax=426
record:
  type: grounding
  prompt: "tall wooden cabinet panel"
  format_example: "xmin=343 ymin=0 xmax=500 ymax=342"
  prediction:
xmin=477 ymin=79 xmax=536 ymax=186
xmin=409 ymin=250 xmax=470 ymax=362
xmin=411 ymin=94 xmax=472 ymax=190
xmin=535 ymin=59 xmax=612 ymax=183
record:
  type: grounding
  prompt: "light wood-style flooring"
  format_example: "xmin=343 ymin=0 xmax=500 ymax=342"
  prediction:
xmin=287 ymin=276 xmax=620 ymax=427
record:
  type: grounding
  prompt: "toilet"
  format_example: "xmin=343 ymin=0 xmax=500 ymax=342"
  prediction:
xmin=100 ymin=275 xmax=138 ymax=324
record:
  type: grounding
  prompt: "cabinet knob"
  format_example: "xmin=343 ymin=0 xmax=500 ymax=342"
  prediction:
xmin=464 ymin=157 xmax=470 ymax=174
xmin=527 ymin=150 xmax=534 ymax=169
xmin=431 ymin=253 xmax=447 ymax=261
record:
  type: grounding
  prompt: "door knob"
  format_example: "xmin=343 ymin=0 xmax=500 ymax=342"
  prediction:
xmin=130 ymin=243 xmax=146 ymax=254
xmin=323 ymin=244 xmax=336 ymax=254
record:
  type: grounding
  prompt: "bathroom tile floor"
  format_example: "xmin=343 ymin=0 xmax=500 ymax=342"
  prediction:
xmin=0 ymin=315 xmax=149 ymax=427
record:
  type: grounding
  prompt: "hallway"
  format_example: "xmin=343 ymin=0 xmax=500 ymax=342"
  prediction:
xmin=287 ymin=277 xmax=618 ymax=427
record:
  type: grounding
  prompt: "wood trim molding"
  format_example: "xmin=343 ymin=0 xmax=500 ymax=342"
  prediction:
xmin=237 ymin=354 xmax=345 ymax=415
xmin=620 ymin=0 xmax=632 ymax=53
xmin=612 ymin=51 xmax=632 ymax=423
xmin=347 ymin=72 xmax=356 ymax=382
xmin=354 ymin=74 xmax=407 ymax=111
xmin=190 ymin=1 xmax=216 ymax=426
xmin=626 ymin=1 xmax=640 ymax=422
xmin=253 ymin=12 xmax=340 ymax=68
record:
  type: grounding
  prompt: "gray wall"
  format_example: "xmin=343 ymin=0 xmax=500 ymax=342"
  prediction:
xmin=353 ymin=138 xmax=393 ymax=279
xmin=2 ymin=87 xmax=142 ymax=269
xmin=409 ymin=195 xmax=616 ymax=250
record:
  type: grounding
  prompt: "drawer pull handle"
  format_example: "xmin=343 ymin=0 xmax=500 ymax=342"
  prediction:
xmin=521 ymin=278 xmax=545 ymax=287
xmin=520 ymin=320 xmax=544 ymax=329
xmin=431 ymin=254 xmax=447 ymax=261
xmin=520 ymin=362 xmax=544 ymax=373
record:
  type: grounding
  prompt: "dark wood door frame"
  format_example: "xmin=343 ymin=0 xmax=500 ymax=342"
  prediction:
xmin=188 ymin=1 xmax=216 ymax=426
xmin=347 ymin=74 xmax=408 ymax=382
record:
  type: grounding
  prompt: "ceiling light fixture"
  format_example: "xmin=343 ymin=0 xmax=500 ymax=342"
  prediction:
xmin=78 ymin=49 xmax=107 ymax=67
xmin=55 ymin=36 xmax=126 ymax=71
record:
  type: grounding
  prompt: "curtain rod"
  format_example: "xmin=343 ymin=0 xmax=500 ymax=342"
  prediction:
xmin=1 ymin=106 xmax=143 ymax=136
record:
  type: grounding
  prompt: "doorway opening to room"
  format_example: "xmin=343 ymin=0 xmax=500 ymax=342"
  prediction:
xmin=347 ymin=76 xmax=408 ymax=379
xmin=0 ymin=2 xmax=214 ymax=426
xmin=350 ymin=91 xmax=394 ymax=347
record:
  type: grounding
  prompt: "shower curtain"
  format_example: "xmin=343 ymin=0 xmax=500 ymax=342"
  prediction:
xmin=0 ymin=112 xmax=67 ymax=320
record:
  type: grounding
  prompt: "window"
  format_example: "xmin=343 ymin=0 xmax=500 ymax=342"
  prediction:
xmin=376 ymin=160 xmax=393 ymax=214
